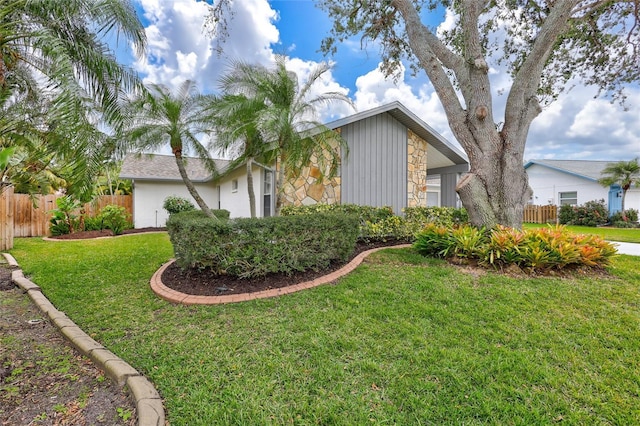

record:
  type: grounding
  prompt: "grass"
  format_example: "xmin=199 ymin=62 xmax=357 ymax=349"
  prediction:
xmin=524 ymin=223 xmax=640 ymax=243
xmin=10 ymin=234 xmax=640 ymax=425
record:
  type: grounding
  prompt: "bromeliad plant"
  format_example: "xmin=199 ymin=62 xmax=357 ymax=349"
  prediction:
xmin=414 ymin=224 xmax=617 ymax=272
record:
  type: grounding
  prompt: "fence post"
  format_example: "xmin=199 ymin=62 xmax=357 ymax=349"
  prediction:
xmin=0 ymin=186 xmax=15 ymax=251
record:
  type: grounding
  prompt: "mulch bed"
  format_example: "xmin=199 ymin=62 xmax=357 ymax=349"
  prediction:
xmin=49 ymin=228 xmax=410 ymax=297
xmin=161 ymin=239 xmax=410 ymax=297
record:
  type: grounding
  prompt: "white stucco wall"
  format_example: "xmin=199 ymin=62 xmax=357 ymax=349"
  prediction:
xmin=218 ymin=164 xmax=274 ymax=218
xmin=623 ymin=187 xmax=640 ymax=213
xmin=526 ymin=165 xmax=609 ymax=206
xmin=131 ymin=180 xmax=218 ymax=228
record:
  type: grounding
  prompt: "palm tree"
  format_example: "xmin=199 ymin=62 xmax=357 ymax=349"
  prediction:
xmin=217 ymin=55 xmax=354 ymax=215
xmin=122 ymin=80 xmax=219 ymax=218
xmin=208 ymin=93 xmax=273 ymax=218
xmin=599 ymin=158 xmax=640 ymax=221
xmin=1 ymin=0 xmax=146 ymax=127
xmin=0 ymin=0 xmax=147 ymax=199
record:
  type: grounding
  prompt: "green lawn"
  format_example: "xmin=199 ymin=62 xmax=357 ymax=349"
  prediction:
xmin=524 ymin=223 xmax=640 ymax=243
xmin=10 ymin=234 xmax=640 ymax=425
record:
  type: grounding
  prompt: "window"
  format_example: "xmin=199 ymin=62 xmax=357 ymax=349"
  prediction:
xmin=263 ymin=170 xmax=273 ymax=217
xmin=231 ymin=179 xmax=238 ymax=193
xmin=559 ymin=191 xmax=577 ymax=206
xmin=264 ymin=170 xmax=272 ymax=193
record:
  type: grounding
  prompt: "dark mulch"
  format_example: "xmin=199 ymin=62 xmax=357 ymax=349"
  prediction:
xmin=161 ymin=239 xmax=411 ymax=297
xmin=0 ymin=264 xmax=136 ymax=425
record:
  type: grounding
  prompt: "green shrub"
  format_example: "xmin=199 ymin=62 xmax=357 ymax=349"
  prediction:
xmin=99 ymin=205 xmax=131 ymax=235
xmin=559 ymin=199 xmax=608 ymax=227
xmin=281 ymin=203 xmax=394 ymax=223
xmin=167 ymin=212 xmax=359 ymax=279
xmin=281 ymin=204 xmax=399 ymax=241
xmin=558 ymin=204 xmax=574 ymax=225
xmin=49 ymin=196 xmax=82 ymax=236
xmin=361 ymin=215 xmax=418 ymax=242
xmin=413 ymin=224 xmax=617 ymax=272
xmin=612 ymin=220 xmax=639 ymax=228
xmin=83 ymin=216 xmax=104 ymax=231
xmin=403 ymin=206 xmax=469 ymax=227
xmin=163 ymin=195 xmax=196 ymax=215
xmin=609 ymin=209 xmax=639 ymax=225
xmin=170 ymin=209 xmax=230 ymax=221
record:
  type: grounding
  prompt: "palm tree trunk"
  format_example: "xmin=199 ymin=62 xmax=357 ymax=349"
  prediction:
xmin=275 ymin=158 xmax=286 ymax=216
xmin=173 ymin=152 xmax=215 ymax=219
xmin=246 ymin=158 xmax=256 ymax=218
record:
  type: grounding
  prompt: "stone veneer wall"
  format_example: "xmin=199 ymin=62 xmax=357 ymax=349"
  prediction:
xmin=407 ymin=129 xmax=428 ymax=207
xmin=280 ymin=136 xmax=342 ymax=207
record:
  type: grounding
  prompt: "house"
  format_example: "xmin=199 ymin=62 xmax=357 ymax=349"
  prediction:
xmin=119 ymin=155 xmax=230 ymax=228
xmin=120 ymin=102 xmax=469 ymax=228
xmin=525 ymin=159 xmax=640 ymax=215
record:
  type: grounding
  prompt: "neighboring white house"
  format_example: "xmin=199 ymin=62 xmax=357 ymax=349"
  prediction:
xmin=120 ymin=102 xmax=469 ymax=228
xmin=525 ymin=159 xmax=640 ymax=216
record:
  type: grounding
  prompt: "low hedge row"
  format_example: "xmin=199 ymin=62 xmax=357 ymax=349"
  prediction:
xmin=414 ymin=224 xmax=617 ymax=271
xmin=167 ymin=212 xmax=359 ymax=279
xmin=282 ymin=204 xmax=469 ymax=242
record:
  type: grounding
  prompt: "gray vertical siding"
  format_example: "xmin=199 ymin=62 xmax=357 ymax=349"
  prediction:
xmin=440 ymin=173 xmax=459 ymax=207
xmin=340 ymin=113 xmax=407 ymax=214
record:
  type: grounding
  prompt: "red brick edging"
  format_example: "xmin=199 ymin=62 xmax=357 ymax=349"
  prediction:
xmin=150 ymin=244 xmax=412 ymax=305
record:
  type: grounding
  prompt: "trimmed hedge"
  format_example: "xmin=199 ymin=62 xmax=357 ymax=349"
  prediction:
xmin=167 ymin=212 xmax=359 ymax=279
xmin=282 ymin=204 xmax=469 ymax=242
xmin=403 ymin=206 xmax=469 ymax=227
xmin=281 ymin=203 xmax=394 ymax=223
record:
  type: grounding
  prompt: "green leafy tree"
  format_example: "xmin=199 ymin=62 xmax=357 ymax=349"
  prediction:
xmin=122 ymin=80 xmax=219 ymax=218
xmin=315 ymin=0 xmax=639 ymax=229
xmin=599 ymin=158 xmax=640 ymax=221
xmin=215 ymin=55 xmax=354 ymax=215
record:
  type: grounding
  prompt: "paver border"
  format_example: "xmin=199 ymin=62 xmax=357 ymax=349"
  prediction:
xmin=3 ymin=252 xmax=165 ymax=426
xmin=151 ymin=244 xmax=412 ymax=305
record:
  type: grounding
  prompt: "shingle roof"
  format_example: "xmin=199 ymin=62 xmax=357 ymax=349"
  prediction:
xmin=119 ymin=154 xmax=230 ymax=182
xmin=524 ymin=159 xmax=615 ymax=181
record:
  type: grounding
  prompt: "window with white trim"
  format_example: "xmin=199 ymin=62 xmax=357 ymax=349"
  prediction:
xmin=559 ymin=191 xmax=577 ymax=206
xmin=231 ymin=179 xmax=238 ymax=193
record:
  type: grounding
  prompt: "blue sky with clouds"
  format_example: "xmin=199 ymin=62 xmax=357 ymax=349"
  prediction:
xmin=119 ymin=0 xmax=640 ymax=163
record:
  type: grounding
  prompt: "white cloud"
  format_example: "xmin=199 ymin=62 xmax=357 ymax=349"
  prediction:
xmin=134 ymin=0 xmax=279 ymax=92
xmin=285 ymin=57 xmax=354 ymax=123
xmin=352 ymin=63 xmax=454 ymax=142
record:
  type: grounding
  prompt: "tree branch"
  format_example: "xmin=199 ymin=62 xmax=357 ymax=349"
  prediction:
xmin=391 ymin=0 xmax=468 ymax=131
xmin=503 ymin=0 xmax=579 ymax=138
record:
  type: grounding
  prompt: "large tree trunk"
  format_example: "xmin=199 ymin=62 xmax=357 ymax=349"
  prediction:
xmin=392 ymin=0 xmax=574 ymax=229
xmin=246 ymin=157 xmax=256 ymax=218
xmin=456 ymin=136 xmax=532 ymax=229
xmin=173 ymin=150 xmax=215 ymax=219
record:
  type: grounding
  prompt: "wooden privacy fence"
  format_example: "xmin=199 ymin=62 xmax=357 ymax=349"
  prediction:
xmin=0 ymin=187 xmax=13 ymax=252
xmin=0 ymin=191 xmax=133 ymax=249
xmin=523 ymin=204 xmax=558 ymax=224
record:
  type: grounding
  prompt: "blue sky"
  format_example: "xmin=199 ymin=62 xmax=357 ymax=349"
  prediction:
xmin=119 ymin=0 xmax=640 ymax=162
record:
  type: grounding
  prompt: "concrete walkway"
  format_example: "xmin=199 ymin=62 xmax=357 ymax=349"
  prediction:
xmin=611 ymin=241 xmax=640 ymax=256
